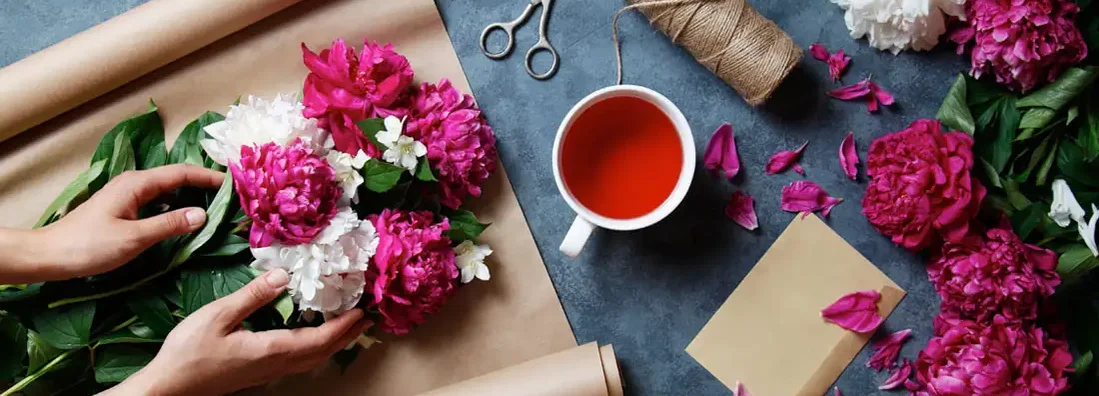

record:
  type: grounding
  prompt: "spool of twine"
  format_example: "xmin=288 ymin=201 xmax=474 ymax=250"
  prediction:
xmin=614 ymin=0 xmax=802 ymax=106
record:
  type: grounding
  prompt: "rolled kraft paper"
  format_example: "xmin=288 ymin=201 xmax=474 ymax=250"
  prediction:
xmin=0 ymin=0 xmax=303 ymax=143
xmin=624 ymin=0 xmax=802 ymax=106
xmin=420 ymin=343 xmax=624 ymax=396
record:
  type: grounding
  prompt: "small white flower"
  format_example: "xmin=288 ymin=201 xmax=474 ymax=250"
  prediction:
xmin=1083 ymin=205 xmax=1098 ymax=258
xmin=454 ymin=240 xmax=493 ymax=283
xmin=200 ymin=94 xmax=332 ymax=165
xmin=1049 ymin=179 xmax=1087 ymax=228
xmin=374 ymin=116 xmax=426 ymax=173
xmin=326 ymin=150 xmax=370 ymax=205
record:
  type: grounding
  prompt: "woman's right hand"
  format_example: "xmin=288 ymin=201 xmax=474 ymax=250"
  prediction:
xmin=108 ymin=269 xmax=370 ymax=396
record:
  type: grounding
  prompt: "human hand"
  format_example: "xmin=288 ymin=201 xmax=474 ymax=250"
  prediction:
xmin=34 ymin=164 xmax=224 ymax=280
xmin=112 ymin=269 xmax=369 ymax=396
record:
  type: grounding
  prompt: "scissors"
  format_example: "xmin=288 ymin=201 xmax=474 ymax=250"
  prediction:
xmin=480 ymin=0 xmax=559 ymax=80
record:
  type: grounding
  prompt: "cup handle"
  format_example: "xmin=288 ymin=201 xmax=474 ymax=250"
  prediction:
xmin=560 ymin=216 xmax=595 ymax=258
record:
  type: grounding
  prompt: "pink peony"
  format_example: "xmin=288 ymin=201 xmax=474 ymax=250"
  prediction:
xmin=863 ymin=119 xmax=986 ymax=252
xmin=301 ymin=39 xmax=415 ymax=155
xmin=927 ymin=221 xmax=1060 ymax=323
xmin=232 ymin=140 xmax=341 ymax=247
xmin=405 ymin=79 xmax=498 ymax=209
xmin=949 ymin=0 xmax=1087 ymax=93
xmin=365 ymin=209 xmax=458 ymax=334
xmin=914 ymin=314 xmax=1072 ymax=395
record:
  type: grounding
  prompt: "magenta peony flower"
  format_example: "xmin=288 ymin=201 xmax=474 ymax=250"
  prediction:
xmin=863 ymin=119 xmax=986 ymax=252
xmin=928 ymin=221 xmax=1060 ymax=323
xmin=365 ymin=209 xmax=458 ymax=334
xmin=301 ymin=39 xmax=415 ymax=155
xmin=232 ymin=140 xmax=341 ymax=247
xmin=949 ymin=0 xmax=1087 ymax=93
xmin=405 ymin=79 xmax=498 ymax=209
xmin=914 ymin=314 xmax=1072 ymax=395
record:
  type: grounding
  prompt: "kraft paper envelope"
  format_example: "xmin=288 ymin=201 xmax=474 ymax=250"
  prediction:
xmin=686 ymin=215 xmax=906 ymax=396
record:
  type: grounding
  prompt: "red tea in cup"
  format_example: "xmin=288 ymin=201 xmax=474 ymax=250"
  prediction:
xmin=559 ymin=96 xmax=683 ymax=219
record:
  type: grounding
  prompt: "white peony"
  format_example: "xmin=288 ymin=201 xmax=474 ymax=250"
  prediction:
xmin=200 ymin=94 xmax=333 ymax=166
xmin=454 ymin=240 xmax=493 ymax=283
xmin=831 ymin=0 xmax=965 ymax=54
xmin=251 ymin=208 xmax=379 ymax=314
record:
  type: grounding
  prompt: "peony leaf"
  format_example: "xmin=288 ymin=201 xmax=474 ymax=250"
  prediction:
xmin=936 ymin=74 xmax=976 ymax=135
xmin=0 ymin=315 xmax=27 ymax=381
xmin=170 ymin=173 xmax=234 ymax=267
xmin=976 ymin=97 xmax=1019 ymax=172
xmin=34 ymin=159 xmax=108 ymax=228
xmin=26 ymin=331 xmax=61 ymax=374
xmin=1036 ymin=139 xmax=1059 ymax=186
xmin=273 ymin=293 xmax=294 ymax=325
xmin=445 ymin=209 xmax=490 ymax=243
xmin=93 ymin=345 xmax=155 ymax=384
xmin=414 ymin=159 xmax=437 ymax=182
xmin=90 ymin=105 xmax=161 ymax=169
xmin=1019 ymin=107 xmax=1059 ymax=130
xmin=169 ymin=112 xmax=224 ymax=169
xmin=1058 ymin=141 xmax=1099 ymax=187
xmin=94 ymin=324 xmax=162 ymax=347
xmin=200 ymin=233 xmax=249 ymax=257
xmin=181 ymin=263 xmax=254 ymax=315
xmin=1084 ymin=89 xmax=1099 ymax=158
xmin=362 ymin=159 xmax=406 ymax=193
xmin=355 ymin=118 xmax=389 ymax=151
xmin=1010 ymin=202 xmax=1047 ymax=241
xmin=31 ymin=302 xmax=96 ymax=349
xmin=1002 ymin=179 xmax=1033 ymax=211
xmin=977 ymin=158 xmax=1003 ymax=189
xmin=1057 ymin=245 xmax=1099 ymax=281
xmin=1073 ymin=350 xmax=1094 ymax=373
xmin=1017 ymin=67 xmax=1098 ymax=109
xmin=106 ymin=131 xmax=136 ymax=181
xmin=125 ymin=294 xmax=175 ymax=338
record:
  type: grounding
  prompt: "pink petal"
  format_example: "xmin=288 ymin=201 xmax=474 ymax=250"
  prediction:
xmin=838 ymin=132 xmax=858 ymax=180
xmin=765 ymin=141 xmax=808 ymax=174
xmin=827 ymin=50 xmax=851 ymax=82
xmin=792 ymin=163 xmax=806 ymax=176
xmin=827 ymin=79 xmax=872 ymax=100
xmin=869 ymin=81 xmax=895 ymax=106
xmin=735 ymin=381 xmax=751 ymax=396
xmin=704 ymin=123 xmax=739 ymax=179
xmin=809 ymin=43 xmax=830 ymax=61
xmin=833 ymin=387 xmax=843 ymax=396
xmin=904 ymin=379 xmax=921 ymax=391
xmin=879 ymin=359 xmax=913 ymax=390
xmin=725 ymin=191 xmax=758 ymax=231
xmin=867 ymin=329 xmax=912 ymax=371
xmin=820 ymin=289 xmax=883 ymax=333
xmin=866 ymin=94 xmax=880 ymax=112
xmin=781 ymin=180 xmax=843 ymax=217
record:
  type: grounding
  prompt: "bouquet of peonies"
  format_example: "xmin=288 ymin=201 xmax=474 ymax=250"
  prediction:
xmin=0 ymin=38 xmax=497 ymax=393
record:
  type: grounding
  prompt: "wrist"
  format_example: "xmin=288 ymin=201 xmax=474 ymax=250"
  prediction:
xmin=111 ymin=363 xmax=178 ymax=396
xmin=0 ymin=228 xmax=62 ymax=283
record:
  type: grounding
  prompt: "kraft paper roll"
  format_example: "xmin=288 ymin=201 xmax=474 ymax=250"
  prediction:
xmin=0 ymin=0 xmax=303 ymax=143
xmin=420 ymin=343 xmax=624 ymax=396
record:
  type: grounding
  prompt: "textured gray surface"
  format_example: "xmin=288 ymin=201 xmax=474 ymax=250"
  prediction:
xmin=0 ymin=1 xmax=971 ymax=395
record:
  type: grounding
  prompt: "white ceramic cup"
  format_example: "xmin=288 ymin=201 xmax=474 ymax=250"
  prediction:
xmin=553 ymin=85 xmax=695 ymax=257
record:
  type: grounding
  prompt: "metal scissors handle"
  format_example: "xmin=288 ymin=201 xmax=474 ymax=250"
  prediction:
xmin=479 ymin=0 xmax=559 ymax=80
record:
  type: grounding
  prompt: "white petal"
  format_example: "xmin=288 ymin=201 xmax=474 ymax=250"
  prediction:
xmin=352 ymin=150 xmax=370 ymax=168
xmin=411 ymin=141 xmax=428 ymax=157
xmin=475 ymin=263 xmax=491 ymax=281
xmin=383 ymin=116 xmax=404 ymax=135
xmin=1084 ymin=205 xmax=1099 ymax=258
xmin=460 ymin=267 xmax=475 ymax=284
xmin=1050 ymin=179 xmax=1086 ymax=227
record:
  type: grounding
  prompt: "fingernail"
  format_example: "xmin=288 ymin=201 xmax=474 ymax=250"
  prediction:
xmin=184 ymin=208 xmax=206 ymax=226
xmin=266 ymin=269 xmax=289 ymax=288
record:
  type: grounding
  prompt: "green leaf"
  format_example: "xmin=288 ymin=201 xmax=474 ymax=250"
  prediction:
xmin=0 ymin=314 xmax=27 ymax=380
xmin=1017 ymin=67 xmax=1099 ymax=109
xmin=1058 ymin=245 xmax=1099 ymax=281
xmin=1002 ymin=179 xmax=1033 ymax=211
xmin=94 ymin=345 xmax=155 ymax=383
xmin=415 ymin=159 xmax=437 ymax=182
xmin=31 ymin=301 xmax=96 ymax=349
xmin=1085 ymin=89 xmax=1099 ymax=158
xmin=1019 ymin=107 xmax=1059 ymax=130
xmin=1011 ymin=203 xmax=1047 ymax=241
xmin=169 ymin=112 xmax=224 ymax=167
xmin=181 ymin=264 xmax=254 ymax=315
xmin=1036 ymin=139 xmax=1059 ymax=186
xmin=126 ymin=295 xmax=175 ymax=338
xmin=200 ymin=233 xmax=250 ymax=257
xmin=937 ymin=74 xmax=976 ymax=135
xmin=965 ymin=75 xmax=1004 ymax=106
xmin=95 ymin=324 xmax=163 ymax=347
xmin=106 ymin=130 xmax=137 ymax=181
xmin=90 ymin=106 xmax=161 ymax=167
xmin=1068 ymin=105 xmax=1081 ymax=126
xmin=274 ymin=293 xmax=294 ymax=325
xmin=989 ymin=96 xmax=1020 ymax=172
xmin=1075 ymin=351 xmax=1094 ymax=374
xmin=26 ymin=331 xmax=62 ymax=374
xmin=1058 ymin=141 xmax=1099 ymax=187
xmin=33 ymin=159 xmax=108 ymax=228
xmin=170 ymin=173 xmax=234 ymax=267
xmin=362 ymin=159 xmax=406 ymax=193
xmin=978 ymin=158 xmax=1003 ymax=189
xmin=355 ymin=118 xmax=388 ymax=150
xmin=445 ymin=209 xmax=490 ymax=243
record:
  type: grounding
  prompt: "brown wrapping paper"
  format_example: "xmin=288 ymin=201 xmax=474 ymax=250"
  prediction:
xmin=0 ymin=0 xmax=578 ymax=394
xmin=421 ymin=343 xmax=624 ymax=396
xmin=0 ymin=0 xmax=304 ymax=143
xmin=686 ymin=215 xmax=906 ymax=396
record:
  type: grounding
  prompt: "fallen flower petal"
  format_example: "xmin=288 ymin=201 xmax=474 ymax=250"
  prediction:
xmin=828 ymin=50 xmax=851 ymax=82
xmin=867 ymin=329 xmax=912 ymax=371
xmin=903 ymin=379 xmax=920 ymax=392
xmin=879 ymin=359 xmax=913 ymax=390
xmin=833 ymin=387 xmax=842 ymax=396
xmin=838 ymin=132 xmax=858 ymax=180
xmin=827 ymin=79 xmax=871 ymax=100
xmin=821 ymin=289 xmax=883 ymax=333
xmin=735 ymin=381 xmax=751 ymax=396
xmin=869 ymin=81 xmax=894 ymax=106
xmin=704 ymin=123 xmax=740 ymax=179
xmin=792 ymin=163 xmax=806 ymax=176
xmin=809 ymin=43 xmax=830 ymax=61
xmin=765 ymin=141 xmax=809 ymax=175
xmin=829 ymin=77 xmax=893 ymax=113
xmin=725 ymin=191 xmax=758 ymax=231
xmin=782 ymin=180 xmax=844 ymax=217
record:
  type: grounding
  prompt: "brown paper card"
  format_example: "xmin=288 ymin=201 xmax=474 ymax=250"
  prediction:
xmin=0 ymin=0 xmax=577 ymax=394
xmin=420 ymin=343 xmax=624 ymax=396
xmin=686 ymin=215 xmax=905 ymax=396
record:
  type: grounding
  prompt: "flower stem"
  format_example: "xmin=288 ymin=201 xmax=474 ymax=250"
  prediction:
xmin=1 ymin=349 xmax=78 ymax=396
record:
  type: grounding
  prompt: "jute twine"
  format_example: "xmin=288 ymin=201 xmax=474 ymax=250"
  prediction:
xmin=614 ymin=0 xmax=802 ymax=106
